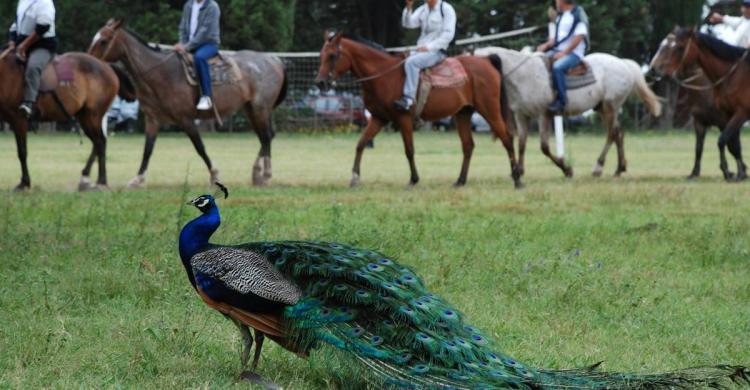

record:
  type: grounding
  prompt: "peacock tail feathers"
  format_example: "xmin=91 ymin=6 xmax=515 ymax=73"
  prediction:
xmin=238 ymin=240 xmax=750 ymax=389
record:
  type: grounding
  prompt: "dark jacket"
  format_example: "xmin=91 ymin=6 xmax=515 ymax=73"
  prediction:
xmin=179 ymin=0 xmax=221 ymax=52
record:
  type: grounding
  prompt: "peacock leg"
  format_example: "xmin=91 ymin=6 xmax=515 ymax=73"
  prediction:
xmin=233 ymin=320 xmax=254 ymax=368
xmin=251 ymin=330 xmax=265 ymax=370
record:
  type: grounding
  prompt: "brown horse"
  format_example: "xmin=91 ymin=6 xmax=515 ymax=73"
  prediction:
xmin=662 ymin=28 xmax=748 ymax=181
xmin=88 ymin=19 xmax=287 ymax=188
xmin=0 ymin=48 xmax=119 ymax=191
xmin=314 ymin=32 xmax=522 ymax=188
xmin=650 ymin=32 xmax=737 ymax=179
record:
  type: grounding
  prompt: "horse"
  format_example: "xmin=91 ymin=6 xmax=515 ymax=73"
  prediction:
xmin=650 ymin=33 xmax=736 ymax=179
xmin=315 ymin=32 xmax=522 ymax=189
xmin=660 ymin=27 xmax=748 ymax=181
xmin=88 ymin=19 xmax=288 ymax=188
xmin=0 ymin=47 xmax=120 ymax=191
xmin=475 ymin=46 xmax=662 ymax=178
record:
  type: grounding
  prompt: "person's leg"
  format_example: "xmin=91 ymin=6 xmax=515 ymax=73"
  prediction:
xmin=21 ymin=48 xmax=53 ymax=116
xmin=549 ymin=53 xmax=581 ymax=112
xmin=396 ymin=51 xmax=445 ymax=110
xmin=194 ymin=44 xmax=219 ymax=106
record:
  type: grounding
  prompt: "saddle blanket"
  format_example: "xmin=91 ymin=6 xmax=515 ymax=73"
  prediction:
xmin=180 ymin=54 xmax=242 ymax=87
xmin=415 ymin=58 xmax=469 ymax=117
xmin=544 ymin=57 xmax=597 ymax=90
xmin=40 ymin=55 xmax=75 ymax=92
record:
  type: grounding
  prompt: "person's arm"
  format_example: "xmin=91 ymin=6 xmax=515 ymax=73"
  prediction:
xmin=719 ymin=14 xmax=743 ymax=28
xmin=424 ymin=3 xmax=456 ymax=52
xmin=402 ymin=1 xmax=422 ymax=29
xmin=178 ymin=3 xmax=190 ymax=45
xmin=8 ymin=23 xmax=17 ymax=48
xmin=537 ymin=38 xmax=554 ymax=52
xmin=186 ymin=3 xmax=220 ymax=51
xmin=558 ymin=21 xmax=587 ymax=57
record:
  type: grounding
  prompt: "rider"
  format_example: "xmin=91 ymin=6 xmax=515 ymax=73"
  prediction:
xmin=395 ymin=0 xmax=456 ymax=112
xmin=8 ymin=0 xmax=58 ymax=118
xmin=537 ymin=0 xmax=589 ymax=113
xmin=709 ymin=0 xmax=750 ymax=48
xmin=175 ymin=0 xmax=221 ymax=111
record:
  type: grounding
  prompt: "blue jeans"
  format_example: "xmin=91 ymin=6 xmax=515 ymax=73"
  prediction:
xmin=403 ymin=51 xmax=446 ymax=100
xmin=193 ymin=43 xmax=219 ymax=98
xmin=547 ymin=51 xmax=582 ymax=106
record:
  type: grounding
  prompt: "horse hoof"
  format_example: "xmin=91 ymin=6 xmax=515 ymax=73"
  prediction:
xmin=252 ymin=176 xmax=268 ymax=187
xmin=687 ymin=173 xmax=700 ymax=180
xmin=453 ymin=181 xmax=466 ymax=188
xmin=564 ymin=166 xmax=574 ymax=178
xmin=13 ymin=182 xmax=30 ymax=192
xmin=127 ymin=175 xmax=145 ymax=189
xmin=78 ymin=176 xmax=93 ymax=192
xmin=514 ymin=181 xmax=525 ymax=190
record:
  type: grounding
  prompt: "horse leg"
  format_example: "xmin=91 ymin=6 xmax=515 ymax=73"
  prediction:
xmin=129 ymin=117 xmax=159 ymax=188
xmin=10 ymin=118 xmax=31 ymax=191
xmin=688 ymin=121 xmax=707 ymax=179
xmin=613 ymin=123 xmax=627 ymax=177
xmin=454 ymin=112 xmax=475 ymax=187
xmin=718 ymin=114 xmax=747 ymax=181
xmin=183 ymin=122 xmax=219 ymax=185
xmin=396 ymin=116 xmax=419 ymax=186
xmin=78 ymin=112 xmax=109 ymax=190
xmin=79 ymin=145 xmax=97 ymax=191
xmin=245 ymin=106 xmax=275 ymax=186
xmin=725 ymin=124 xmax=747 ymax=181
xmin=593 ymin=107 xmax=616 ymax=177
xmin=351 ymin=116 xmax=384 ymax=187
xmin=539 ymin=115 xmax=573 ymax=178
xmin=516 ymin=115 xmax=529 ymax=177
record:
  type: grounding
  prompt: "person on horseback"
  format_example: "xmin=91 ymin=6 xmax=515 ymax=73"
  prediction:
xmin=175 ymin=0 xmax=221 ymax=111
xmin=395 ymin=0 xmax=456 ymax=112
xmin=709 ymin=0 xmax=750 ymax=48
xmin=537 ymin=0 xmax=589 ymax=113
xmin=8 ymin=0 xmax=58 ymax=118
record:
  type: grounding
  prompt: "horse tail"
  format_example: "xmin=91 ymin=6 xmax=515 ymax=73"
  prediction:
xmin=627 ymin=59 xmax=662 ymax=117
xmin=109 ymin=64 xmax=137 ymax=102
xmin=488 ymin=54 xmax=517 ymax=137
xmin=274 ymin=65 xmax=288 ymax=108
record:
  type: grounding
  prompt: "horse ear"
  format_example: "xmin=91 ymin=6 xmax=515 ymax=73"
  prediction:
xmin=672 ymin=25 xmax=681 ymax=33
xmin=333 ymin=31 xmax=344 ymax=45
xmin=112 ymin=18 xmax=124 ymax=30
xmin=323 ymin=30 xmax=330 ymax=42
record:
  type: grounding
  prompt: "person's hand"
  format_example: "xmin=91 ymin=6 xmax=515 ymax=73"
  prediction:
xmin=553 ymin=51 xmax=566 ymax=61
xmin=416 ymin=46 xmax=428 ymax=52
xmin=7 ymin=41 xmax=15 ymax=50
xmin=536 ymin=43 xmax=548 ymax=52
xmin=174 ymin=43 xmax=186 ymax=54
xmin=15 ymin=46 xmax=27 ymax=63
xmin=709 ymin=12 xmax=724 ymax=24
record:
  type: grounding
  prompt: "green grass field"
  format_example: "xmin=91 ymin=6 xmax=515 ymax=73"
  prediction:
xmin=1 ymin=130 xmax=749 ymax=389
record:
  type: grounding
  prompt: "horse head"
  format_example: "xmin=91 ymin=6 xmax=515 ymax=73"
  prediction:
xmin=315 ymin=30 xmax=352 ymax=92
xmin=89 ymin=18 xmax=125 ymax=62
xmin=661 ymin=26 xmax=699 ymax=77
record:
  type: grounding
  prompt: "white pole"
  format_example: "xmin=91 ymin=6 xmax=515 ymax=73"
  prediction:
xmin=554 ymin=115 xmax=565 ymax=158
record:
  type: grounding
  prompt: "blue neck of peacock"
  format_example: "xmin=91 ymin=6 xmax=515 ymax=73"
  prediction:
xmin=179 ymin=206 xmax=221 ymax=287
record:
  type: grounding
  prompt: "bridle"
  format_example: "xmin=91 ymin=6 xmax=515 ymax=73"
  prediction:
xmin=672 ymin=35 xmax=749 ymax=91
xmin=322 ymin=41 xmax=406 ymax=87
xmin=98 ymin=25 xmax=175 ymax=77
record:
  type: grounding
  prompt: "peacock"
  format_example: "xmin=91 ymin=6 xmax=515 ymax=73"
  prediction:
xmin=178 ymin=185 xmax=749 ymax=389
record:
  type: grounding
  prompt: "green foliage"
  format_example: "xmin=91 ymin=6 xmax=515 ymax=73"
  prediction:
xmin=221 ymin=0 xmax=296 ymax=51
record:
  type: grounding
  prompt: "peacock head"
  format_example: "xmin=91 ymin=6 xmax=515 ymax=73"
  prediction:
xmin=187 ymin=183 xmax=229 ymax=214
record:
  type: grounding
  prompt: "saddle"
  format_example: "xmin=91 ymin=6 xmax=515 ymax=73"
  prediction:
xmin=40 ymin=55 xmax=76 ymax=92
xmin=415 ymin=58 xmax=468 ymax=117
xmin=179 ymin=53 xmax=242 ymax=87
xmin=543 ymin=56 xmax=596 ymax=90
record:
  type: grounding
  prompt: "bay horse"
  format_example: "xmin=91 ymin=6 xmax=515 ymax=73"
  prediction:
xmin=661 ymin=27 xmax=748 ymax=181
xmin=650 ymin=33 xmax=737 ymax=179
xmin=0 ymin=48 xmax=119 ymax=191
xmin=88 ymin=19 xmax=287 ymax=188
xmin=314 ymin=32 xmax=522 ymax=189
xmin=475 ymin=46 xmax=662 ymax=178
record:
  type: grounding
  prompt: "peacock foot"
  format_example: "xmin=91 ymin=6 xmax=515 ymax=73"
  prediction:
xmin=78 ymin=176 xmax=93 ymax=192
xmin=240 ymin=371 xmax=282 ymax=390
xmin=127 ymin=174 xmax=145 ymax=189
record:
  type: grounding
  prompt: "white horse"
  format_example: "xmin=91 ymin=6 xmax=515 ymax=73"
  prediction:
xmin=475 ymin=47 xmax=662 ymax=177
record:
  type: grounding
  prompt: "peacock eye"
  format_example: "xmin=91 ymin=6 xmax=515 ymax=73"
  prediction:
xmin=197 ymin=198 xmax=210 ymax=208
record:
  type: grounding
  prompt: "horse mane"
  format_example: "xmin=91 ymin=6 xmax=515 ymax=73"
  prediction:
xmin=694 ymin=32 xmax=748 ymax=63
xmin=124 ymin=28 xmax=162 ymax=53
xmin=335 ymin=32 xmax=400 ymax=57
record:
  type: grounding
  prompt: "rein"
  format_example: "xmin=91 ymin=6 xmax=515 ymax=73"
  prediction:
xmin=326 ymin=43 xmax=406 ymax=86
xmin=103 ymin=27 xmax=175 ymax=78
xmin=0 ymin=46 xmax=13 ymax=61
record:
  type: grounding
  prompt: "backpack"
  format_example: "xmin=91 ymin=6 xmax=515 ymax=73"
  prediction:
xmin=553 ymin=6 xmax=590 ymax=53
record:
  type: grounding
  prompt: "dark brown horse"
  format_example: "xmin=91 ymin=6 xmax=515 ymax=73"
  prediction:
xmin=88 ymin=19 xmax=287 ymax=187
xmin=662 ymin=28 xmax=748 ymax=181
xmin=0 ymin=48 xmax=119 ymax=191
xmin=315 ymin=32 xmax=522 ymax=188
xmin=650 ymin=33 xmax=737 ymax=179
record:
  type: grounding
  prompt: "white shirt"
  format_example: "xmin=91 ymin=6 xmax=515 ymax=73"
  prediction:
xmin=402 ymin=0 xmax=456 ymax=52
xmin=553 ymin=9 xmax=588 ymax=59
xmin=722 ymin=15 xmax=750 ymax=48
xmin=189 ymin=1 xmax=203 ymax=41
xmin=11 ymin=0 xmax=56 ymax=38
